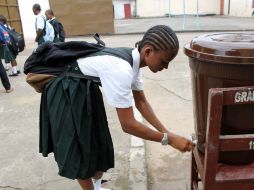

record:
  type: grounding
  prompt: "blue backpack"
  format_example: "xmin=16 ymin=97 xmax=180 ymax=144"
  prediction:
xmin=0 ymin=24 xmax=10 ymax=44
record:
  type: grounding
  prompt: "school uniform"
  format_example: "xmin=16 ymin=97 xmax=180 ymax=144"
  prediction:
xmin=35 ymin=13 xmax=46 ymax=45
xmin=35 ymin=13 xmax=54 ymax=45
xmin=0 ymin=24 xmax=17 ymax=63
xmin=39 ymin=47 xmax=143 ymax=179
xmin=0 ymin=44 xmax=16 ymax=63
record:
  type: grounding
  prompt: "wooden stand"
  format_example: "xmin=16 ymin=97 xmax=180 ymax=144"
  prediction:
xmin=191 ymin=86 xmax=254 ymax=190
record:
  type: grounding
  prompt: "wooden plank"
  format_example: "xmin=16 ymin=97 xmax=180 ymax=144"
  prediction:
xmin=215 ymin=182 xmax=254 ymax=190
xmin=211 ymin=86 xmax=254 ymax=105
xmin=0 ymin=4 xmax=17 ymax=6
xmin=216 ymin=164 xmax=254 ymax=182
xmin=220 ymin=134 xmax=254 ymax=151
xmin=193 ymin=147 xmax=204 ymax=181
xmin=203 ymin=90 xmax=223 ymax=189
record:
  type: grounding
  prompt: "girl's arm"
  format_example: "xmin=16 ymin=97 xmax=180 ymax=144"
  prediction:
xmin=132 ymin=90 xmax=169 ymax=133
xmin=116 ymin=107 xmax=194 ymax=152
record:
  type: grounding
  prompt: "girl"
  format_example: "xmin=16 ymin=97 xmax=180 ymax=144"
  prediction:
xmin=39 ymin=25 xmax=195 ymax=190
xmin=0 ymin=15 xmax=19 ymax=77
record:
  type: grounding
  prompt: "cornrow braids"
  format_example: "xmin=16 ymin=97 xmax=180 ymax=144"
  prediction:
xmin=135 ymin=25 xmax=179 ymax=53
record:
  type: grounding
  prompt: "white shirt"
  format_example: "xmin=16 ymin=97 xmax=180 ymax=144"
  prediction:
xmin=35 ymin=13 xmax=54 ymax=42
xmin=77 ymin=48 xmax=143 ymax=108
xmin=35 ymin=13 xmax=45 ymax=31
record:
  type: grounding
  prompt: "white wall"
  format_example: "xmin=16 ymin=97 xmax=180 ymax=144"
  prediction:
xmin=229 ymin=0 xmax=253 ymax=17
xmin=18 ymin=0 xmax=50 ymax=40
xmin=224 ymin=0 xmax=229 ymax=15
xmin=113 ymin=0 xmax=136 ymax=19
xmin=137 ymin=0 xmax=220 ymax=17
xmin=137 ymin=0 xmax=169 ymax=17
xmin=114 ymin=1 xmax=125 ymax=19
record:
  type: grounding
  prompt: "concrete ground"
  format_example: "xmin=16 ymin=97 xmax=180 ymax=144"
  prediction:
xmin=1 ymin=15 xmax=254 ymax=190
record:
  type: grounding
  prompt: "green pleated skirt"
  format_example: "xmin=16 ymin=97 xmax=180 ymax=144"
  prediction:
xmin=39 ymin=64 xmax=114 ymax=179
xmin=0 ymin=44 xmax=17 ymax=63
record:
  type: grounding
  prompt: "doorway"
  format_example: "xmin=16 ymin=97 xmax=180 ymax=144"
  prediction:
xmin=124 ymin=4 xmax=131 ymax=19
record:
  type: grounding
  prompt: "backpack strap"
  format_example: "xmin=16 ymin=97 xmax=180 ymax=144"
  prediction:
xmin=62 ymin=72 xmax=101 ymax=84
xmin=62 ymin=60 xmax=101 ymax=84
xmin=102 ymin=47 xmax=133 ymax=67
xmin=92 ymin=34 xmax=133 ymax=66
xmin=41 ymin=15 xmax=46 ymax=35
xmin=87 ymin=47 xmax=133 ymax=67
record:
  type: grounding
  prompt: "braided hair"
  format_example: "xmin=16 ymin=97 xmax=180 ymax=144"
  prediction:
xmin=136 ymin=25 xmax=179 ymax=57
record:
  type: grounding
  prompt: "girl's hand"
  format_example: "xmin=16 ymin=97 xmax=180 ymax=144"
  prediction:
xmin=168 ymin=133 xmax=195 ymax=152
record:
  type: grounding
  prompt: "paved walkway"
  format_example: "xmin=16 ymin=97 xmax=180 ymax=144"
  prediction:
xmin=114 ymin=15 xmax=254 ymax=34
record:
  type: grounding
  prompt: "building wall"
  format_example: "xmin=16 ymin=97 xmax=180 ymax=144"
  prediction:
xmin=113 ymin=0 xmax=136 ymax=19
xmin=0 ymin=0 xmax=23 ymax=34
xmin=18 ymin=0 xmax=114 ymax=40
xmin=136 ymin=0 xmax=169 ymax=17
xmin=228 ymin=0 xmax=253 ymax=17
xmin=18 ymin=0 xmax=50 ymax=40
xmin=49 ymin=0 xmax=114 ymax=36
xmin=136 ymin=0 xmax=220 ymax=17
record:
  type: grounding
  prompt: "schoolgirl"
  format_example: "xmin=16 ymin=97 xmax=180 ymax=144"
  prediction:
xmin=39 ymin=25 xmax=195 ymax=190
xmin=0 ymin=15 xmax=19 ymax=77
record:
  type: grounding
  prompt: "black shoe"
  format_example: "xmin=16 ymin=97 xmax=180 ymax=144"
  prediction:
xmin=17 ymin=70 xmax=20 ymax=74
xmin=9 ymin=73 xmax=18 ymax=77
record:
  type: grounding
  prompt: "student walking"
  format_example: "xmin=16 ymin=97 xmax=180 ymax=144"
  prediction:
xmin=45 ymin=9 xmax=65 ymax=42
xmin=0 ymin=15 xmax=19 ymax=77
xmin=32 ymin=4 xmax=54 ymax=45
xmin=26 ymin=25 xmax=195 ymax=190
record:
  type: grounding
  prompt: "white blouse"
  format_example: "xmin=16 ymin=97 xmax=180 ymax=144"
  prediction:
xmin=77 ymin=48 xmax=143 ymax=108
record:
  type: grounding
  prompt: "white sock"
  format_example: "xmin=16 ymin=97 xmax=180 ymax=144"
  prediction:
xmin=93 ymin=179 xmax=111 ymax=190
xmin=12 ymin=66 xmax=17 ymax=74
xmin=2 ymin=60 xmax=8 ymax=68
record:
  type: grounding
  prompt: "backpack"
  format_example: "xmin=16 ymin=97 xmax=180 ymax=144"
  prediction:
xmin=49 ymin=19 xmax=65 ymax=42
xmin=0 ymin=24 xmax=10 ymax=44
xmin=5 ymin=27 xmax=25 ymax=53
xmin=24 ymin=34 xmax=133 ymax=93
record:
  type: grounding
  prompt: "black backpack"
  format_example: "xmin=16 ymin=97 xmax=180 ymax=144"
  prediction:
xmin=5 ymin=27 xmax=25 ymax=53
xmin=24 ymin=34 xmax=133 ymax=93
xmin=49 ymin=19 xmax=65 ymax=42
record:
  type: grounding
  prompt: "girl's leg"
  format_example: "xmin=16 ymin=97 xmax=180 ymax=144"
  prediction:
xmin=10 ymin=59 xmax=17 ymax=67
xmin=0 ymin=60 xmax=12 ymax=92
xmin=2 ymin=59 xmax=9 ymax=71
xmin=9 ymin=60 xmax=19 ymax=76
xmin=77 ymin=178 xmax=94 ymax=190
xmin=93 ymin=171 xmax=111 ymax=190
xmin=93 ymin=171 xmax=103 ymax=180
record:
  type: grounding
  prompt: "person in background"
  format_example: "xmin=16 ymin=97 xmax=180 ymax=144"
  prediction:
xmin=0 ymin=59 xmax=13 ymax=93
xmin=45 ymin=9 xmax=65 ymax=42
xmin=32 ymin=4 xmax=54 ymax=45
xmin=0 ymin=15 xmax=19 ymax=77
xmin=37 ymin=25 xmax=195 ymax=190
